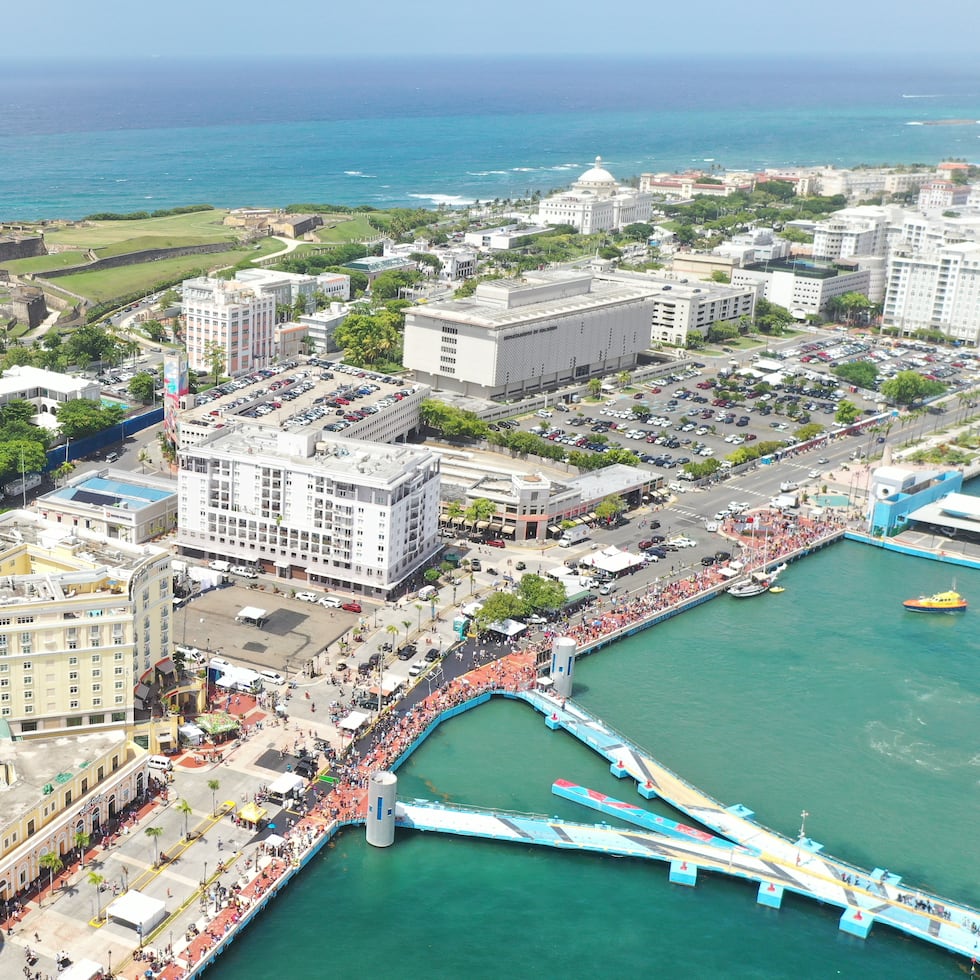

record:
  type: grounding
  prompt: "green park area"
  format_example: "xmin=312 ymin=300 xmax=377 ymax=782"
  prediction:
xmin=52 ymin=237 xmax=284 ymax=304
xmin=314 ymin=212 xmax=382 ymax=244
xmin=43 ymin=209 xmax=235 ymax=251
xmin=2 ymin=251 xmax=90 ymax=275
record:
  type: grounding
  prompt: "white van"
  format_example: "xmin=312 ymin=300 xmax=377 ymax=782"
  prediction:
xmin=208 ymin=560 xmax=231 ymax=573
xmin=418 ymin=585 xmax=438 ymax=601
xmin=147 ymin=755 xmax=173 ymax=772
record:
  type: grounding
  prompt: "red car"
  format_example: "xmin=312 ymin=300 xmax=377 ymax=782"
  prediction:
xmin=486 ymin=539 xmax=506 ymax=548
xmin=342 ymin=601 xmax=362 ymax=613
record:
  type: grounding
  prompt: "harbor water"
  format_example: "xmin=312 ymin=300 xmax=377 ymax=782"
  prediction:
xmin=211 ymin=542 xmax=979 ymax=977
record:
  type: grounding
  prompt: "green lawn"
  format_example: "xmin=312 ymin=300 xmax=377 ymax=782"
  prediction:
xmin=53 ymin=245 xmax=255 ymax=303
xmin=1 ymin=251 xmax=89 ymax=274
xmin=315 ymin=213 xmax=380 ymax=243
xmin=44 ymin=210 xmax=234 ymax=250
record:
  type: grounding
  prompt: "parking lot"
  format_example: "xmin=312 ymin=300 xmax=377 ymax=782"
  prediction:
xmin=174 ymin=584 xmax=365 ymax=677
xmin=495 ymin=332 xmax=980 ymax=483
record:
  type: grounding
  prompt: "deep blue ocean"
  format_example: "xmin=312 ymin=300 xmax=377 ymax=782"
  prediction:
xmin=2 ymin=55 xmax=980 ymax=219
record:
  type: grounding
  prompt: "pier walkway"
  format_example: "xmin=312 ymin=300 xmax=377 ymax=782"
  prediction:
xmin=395 ymin=689 xmax=980 ymax=962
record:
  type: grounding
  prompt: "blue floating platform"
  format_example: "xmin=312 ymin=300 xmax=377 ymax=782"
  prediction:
xmin=839 ymin=907 xmax=873 ymax=939
xmin=544 ymin=713 xmax=562 ymax=731
xmin=727 ymin=803 xmax=755 ymax=819
xmin=637 ymin=780 xmax=658 ymax=800
xmin=757 ymin=881 xmax=784 ymax=908
xmin=669 ymin=859 xmax=698 ymax=886
xmin=609 ymin=759 xmax=630 ymax=779
xmin=798 ymin=836 xmax=824 ymax=854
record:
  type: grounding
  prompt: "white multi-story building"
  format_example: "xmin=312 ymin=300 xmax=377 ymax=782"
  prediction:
xmin=731 ymin=261 xmax=872 ymax=315
xmin=234 ymin=268 xmax=351 ymax=308
xmin=0 ymin=366 xmax=101 ymax=431
xmin=639 ymin=170 xmax=756 ymax=199
xmin=403 ymin=271 xmax=656 ymax=400
xmin=181 ymin=277 xmax=277 ymax=377
xmin=177 ymin=427 xmax=441 ymax=597
xmin=0 ymin=511 xmax=172 ymax=739
xmin=597 ymin=274 xmax=756 ymax=348
xmin=917 ymin=180 xmax=971 ymax=214
xmin=811 ymin=206 xmax=899 ymax=262
xmin=714 ymin=228 xmax=792 ymax=266
xmin=537 ymin=157 xmax=653 ymax=233
xmin=884 ymin=242 xmax=980 ymax=344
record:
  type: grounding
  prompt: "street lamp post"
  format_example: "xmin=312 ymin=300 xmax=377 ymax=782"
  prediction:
xmin=107 ymin=949 xmax=112 ymax=979
xmin=799 ymin=809 xmax=810 ymax=841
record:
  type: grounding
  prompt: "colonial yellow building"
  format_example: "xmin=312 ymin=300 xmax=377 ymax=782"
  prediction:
xmin=0 ymin=510 xmax=173 ymax=739
xmin=0 ymin=722 xmax=148 ymax=906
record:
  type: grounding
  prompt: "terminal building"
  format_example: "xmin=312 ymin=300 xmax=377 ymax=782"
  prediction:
xmin=177 ymin=426 xmax=441 ymax=597
xmin=731 ymin=260 xmax=873 ymax=315
xmin=402 ymin=271 xmax=656 ymax=400
xmin=0 ymin=510 xmax=173 ymax=740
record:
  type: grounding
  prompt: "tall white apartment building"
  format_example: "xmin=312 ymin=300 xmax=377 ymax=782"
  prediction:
xmin=884 ymin=242 xmax=980 ymax=344
xmin=181 ymin=277 xmax=277 ymax=377
xmin=811 ymin=206 xmax=899 ymax=262
xmin=731 ymin=261 xmax=872 ymax=315
xmin=177 ymin=427 xmax=441 ymax=597
xmin=0 ymin=511 xmax=172 ymax=739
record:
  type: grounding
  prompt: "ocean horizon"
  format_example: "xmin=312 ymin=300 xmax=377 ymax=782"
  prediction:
xmin=2 ymin=54 xmax=979 ymax=220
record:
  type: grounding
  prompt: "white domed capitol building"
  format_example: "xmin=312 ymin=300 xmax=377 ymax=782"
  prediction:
xmin=536 ymin=156 xmax=653 ymax=233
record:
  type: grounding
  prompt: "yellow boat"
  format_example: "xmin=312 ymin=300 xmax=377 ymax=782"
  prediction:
xmin=902 ymin=589 xmax=967 ymax=613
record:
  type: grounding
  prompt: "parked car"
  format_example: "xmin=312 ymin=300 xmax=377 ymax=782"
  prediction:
xmin=486 ymin=539 xmax=506 ymax=548
xmin=318 ymin=596 xmax=342 ymax=608
xmin=295 ymin=591 xmax=320 ymax=603
xmin=342 ymin=601 xmax=362 ymax=613
xmin=396 ymin=644 xmax=417 ymax=661
xmin=231 ymin=565 xmax=258 ymax=579
xmin=424 ymin=647 xmax=441 ymax=662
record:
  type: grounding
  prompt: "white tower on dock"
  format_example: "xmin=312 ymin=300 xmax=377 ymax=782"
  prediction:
xmin=365 ymin=770 xmax=398 ymax=847
xmin=550 ymin=636 xmax=577 ymax=698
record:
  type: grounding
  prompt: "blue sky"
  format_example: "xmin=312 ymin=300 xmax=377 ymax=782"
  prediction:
xmin=12 ymin=0 xmax=980 ymax=58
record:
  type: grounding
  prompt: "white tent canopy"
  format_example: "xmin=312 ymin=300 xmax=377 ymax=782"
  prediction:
xmin=487 ymin=618 xmax=527 ymax=637
xmin=268 ymin=772 xmax=305 ymax=797
xmin=339 ymin=709 xmax=370 ymax=731
xmin=57 ymin=960 xmax=104 ymax=980
xmin=106 ymin=889 xmax=167 ymax=934
xmin=235 ymin=605 xmax=268 ymax=626
xmin=178 ymin=723 xmax=204 ymax=745
xmin=579 ymin=546 xmax=642 ymax=574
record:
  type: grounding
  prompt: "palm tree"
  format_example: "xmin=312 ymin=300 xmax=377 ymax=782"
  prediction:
xmin=386 ymin=624 xmax=398 ymax=648
xmin=87 ymin=871 xmax=105 ymax=921
xmin=137 ymin=448 xmax=151 ymax=473
xmin=401 ymin=619 xmax=412 ymax=644
xmin=587 ymin=377 xmax=603 ymax=399
xmin=176 ymin=798 xmax=194 ymax=841
xmin=73 ymin=830 xmax=90 ymax=867
xmin=415 ymin=602 xmax=424 ymax=631
xmin=617 ymin=369 xmax=632 ymax=388
xmin=144 ymin=825 xmax=164 ymax=867
xmin=207 ymin=779 xmax=220 ymax=816
xmin=39 ymin=851 xmax=64 ymax=903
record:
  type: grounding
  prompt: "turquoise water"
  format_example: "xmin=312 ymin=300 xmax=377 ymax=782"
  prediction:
xmin=816 ymin=493 xmax=851 ymax=507
xmin=211 ymin=543 xmax=980 ymax=978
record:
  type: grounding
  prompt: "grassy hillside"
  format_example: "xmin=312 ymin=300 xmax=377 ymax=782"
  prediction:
xmin=43 ymin=210 xmax=234 ymax=250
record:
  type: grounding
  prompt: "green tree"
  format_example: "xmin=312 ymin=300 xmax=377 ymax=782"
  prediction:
xmin=616 ymin=370 xmax=633 ymax=388
xmin=465 ymin=497 xmax=496 ymax=528
xmin=587 ymin=378 xmax=603 ymax=399
xmin=40 ymin=851 xmax=64 ymax=902
xmin=0 ymin=399 xmax=36 ymax=425
xmin=144 ymin=825 xmax=164 ymax=867
xmin=176 ymin=798 xmax=194 ymax=841
xmin=142 ymin=319 xmax=167 ymax=342
xmin=128 ymin=372 xmax=156 ymax=404
xmin=56 ymin=399 xmax=124 ymax=440
xmin=370 ymin=269 xmax=422 ymax=300
xmin=472 ymin=591 xmax=528 ymax=634
xmin=832 ymin=361 xmax=878 ymax=389
xmin=517 ymin=573 xmax=566 ymax=612
xmin=834 ymin=399 xmax=860 ymax=425
xmin=207 ymin=778 xmax=221 ymax=816
xmin=794 ymin=422 xmax=826 ymax=441
xmin=334 ymin=310 xmax=403 ymax=367
xmin=880 ymin=371 xmax=945 ymax=407
xmin=87 ymin=871 xmax=106 ymax=921
xmin=73 ymin=829 xmax=91 ymax=866
xmin=0 ymin=440 xmax=48 ymax=484
xmin=203 ymin=339 xmax=227 ymax=386
xmin=595 ymin=495 xmax=626 ymax=523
